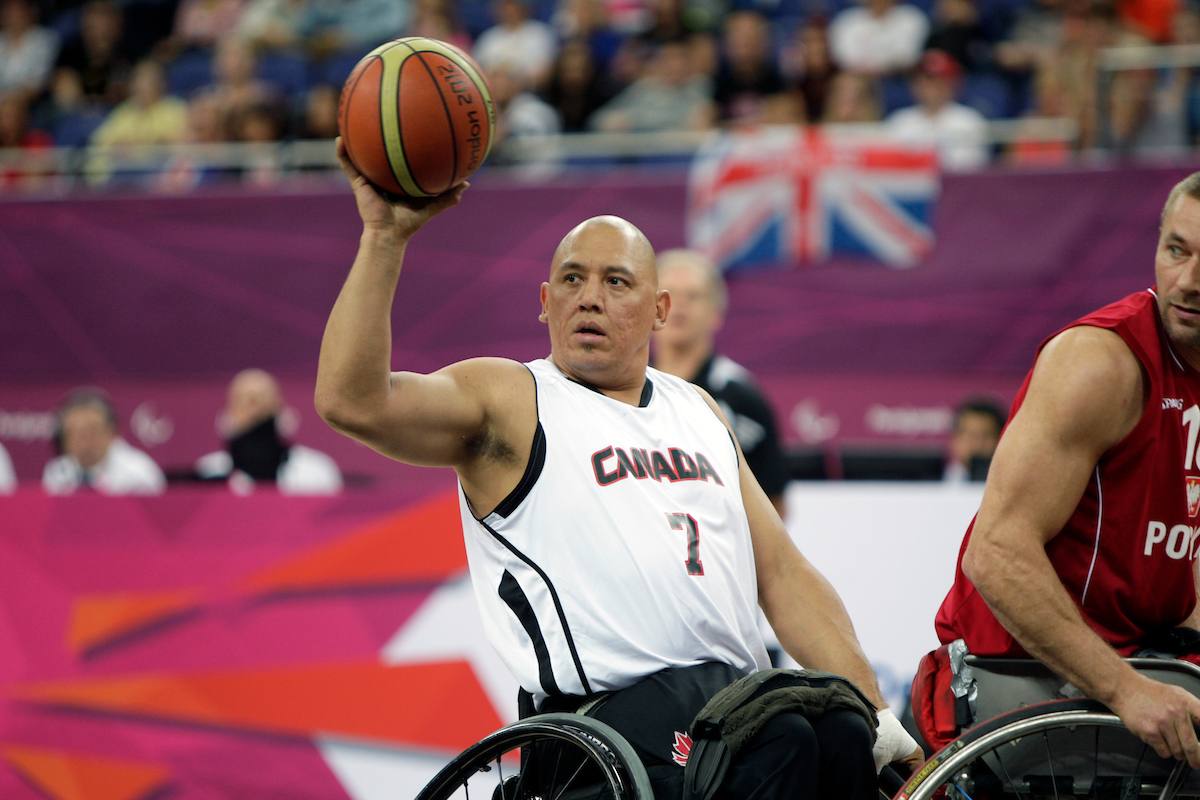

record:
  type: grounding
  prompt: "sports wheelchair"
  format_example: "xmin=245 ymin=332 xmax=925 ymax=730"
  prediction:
xmin=415 ymin=712 xmax=654 ymax=800
xmin=415 ymin=658 xmax=1200 ymax=800
xmin=896 ymin=656 xmax=1200 ymax=799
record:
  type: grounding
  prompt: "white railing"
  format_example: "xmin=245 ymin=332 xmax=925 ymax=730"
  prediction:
xmin=0 ymin=118 xmax=1081 ymax=196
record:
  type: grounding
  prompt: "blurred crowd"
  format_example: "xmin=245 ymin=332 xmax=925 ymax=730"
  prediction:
xmin=0 ymin=0 xmax=1198 ymax=185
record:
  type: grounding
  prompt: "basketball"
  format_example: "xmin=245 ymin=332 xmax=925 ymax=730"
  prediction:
xmin=338 ymin=37 xmax=496 ymax=198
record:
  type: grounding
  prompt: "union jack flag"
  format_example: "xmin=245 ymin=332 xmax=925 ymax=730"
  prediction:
xmin=687 ymin=126 xmax=940 ymax=270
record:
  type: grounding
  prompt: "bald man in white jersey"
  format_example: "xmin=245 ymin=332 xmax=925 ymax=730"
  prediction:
xmin=316 ymin=139 xmax=923 ymax=799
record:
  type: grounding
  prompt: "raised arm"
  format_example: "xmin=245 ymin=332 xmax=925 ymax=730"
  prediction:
xmin=963 ymin=324 xmax=1200 ymax=767
xmin=316 ymin=140 xmax=532 ymax=485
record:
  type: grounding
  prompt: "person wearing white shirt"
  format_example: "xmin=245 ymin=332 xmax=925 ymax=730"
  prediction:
xmin=0 ymin=0 xmax=58 ymax=96
xmin=472 ymin=0 xmax=558 ymax=90
xmin=885 ymin=49 xmax=990 ymax=171
xmin=42 ymin=389 xmax=166 ymax=495
xmin=829 ymin=0 xmax=929 ymax=74
xmin=195 ymin=368 xmax=342 ymax=495
xmin=0 ymin=441 xmax=15 ymax=493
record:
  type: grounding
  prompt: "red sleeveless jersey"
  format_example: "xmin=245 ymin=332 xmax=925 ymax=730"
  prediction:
xmin=936 ymin=290 xmax=1200 ymax=656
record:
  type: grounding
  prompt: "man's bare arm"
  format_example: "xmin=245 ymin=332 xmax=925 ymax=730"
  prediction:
xmin=964 ymin=324 xmax=1200 ymax=767
xmin=315 ymin=140 xmax=525 ymax=472
xmin=700 ymin=391 xmax=922 ymax=771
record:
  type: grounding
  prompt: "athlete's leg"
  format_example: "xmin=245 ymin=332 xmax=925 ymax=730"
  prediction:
xmin=812 ymin=708 xmax=877 ymax=799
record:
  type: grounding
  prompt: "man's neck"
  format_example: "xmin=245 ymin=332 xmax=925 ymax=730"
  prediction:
xmin=549 ymin=354 xmax=650 ymax=407
xmin=653 ymin=342 xmax=713 ymax=383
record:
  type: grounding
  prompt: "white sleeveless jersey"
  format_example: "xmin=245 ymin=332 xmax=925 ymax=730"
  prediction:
xmin=459 ymin=358 xmax=770 ymax=706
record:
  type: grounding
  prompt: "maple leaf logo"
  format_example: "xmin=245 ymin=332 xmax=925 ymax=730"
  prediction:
xmin=671 ymin=731 xmax=692 ymax=767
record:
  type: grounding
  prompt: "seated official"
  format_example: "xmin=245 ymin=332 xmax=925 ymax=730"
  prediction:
xmin=196 ymin=369 xmax=342 ymax=495
xmin=43 ymin=388 xmax=166 ymax=495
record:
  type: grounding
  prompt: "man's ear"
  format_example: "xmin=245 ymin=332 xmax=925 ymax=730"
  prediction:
xmin=653 ymin=288 xmax=671 ymax=330
xmin=539 ymin=282 xmax=549 ymax=322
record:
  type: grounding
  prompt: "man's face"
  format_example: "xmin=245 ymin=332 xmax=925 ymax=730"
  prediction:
xmin=224 ymin=374 xmax=279 ymax=437
xmin=1156 ymin=194 xmax=1200 ymax=366
xmin=950 ymin=411 xmax=1000 ymax=466
xmin=61 ymin=405 xmax=115 ymax=470
xmin=540 ymin=222 xmax=667 ymax=386
xmin=655 ymin=263 xmax=721 ymax=352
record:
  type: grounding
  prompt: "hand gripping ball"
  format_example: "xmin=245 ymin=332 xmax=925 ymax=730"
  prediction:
xmin=338 ymin=37 xmax=496 ymax=198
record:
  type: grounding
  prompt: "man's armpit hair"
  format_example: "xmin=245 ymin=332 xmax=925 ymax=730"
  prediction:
xmin=463 ymin=427 xmax=519 ymax=464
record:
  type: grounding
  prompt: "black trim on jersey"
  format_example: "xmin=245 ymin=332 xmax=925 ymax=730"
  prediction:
xmin=492 ymin=422 xmax=546 ymax=518
xmin=481 ymin=518 xmax=594 ymax=698
xmin=499 ymin=569 xmax=562 ymax=698
xmin=566 ymin=375 xmax=655 ymax=408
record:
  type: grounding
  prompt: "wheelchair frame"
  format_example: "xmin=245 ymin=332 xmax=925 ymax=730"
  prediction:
xmin=415 ymin=712 xmax=655 ymax=800
xmin=897 ymin=657 xmax=1200 ymax=799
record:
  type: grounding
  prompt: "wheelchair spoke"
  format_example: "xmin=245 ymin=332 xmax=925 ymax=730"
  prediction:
xmin=991 ymin=737 xmax=1028 ymax=800
xmin=1157 ymin=761 xmax=1192 ymax=800
xmin=1043 ymin=730 xmax=1060 ymax=800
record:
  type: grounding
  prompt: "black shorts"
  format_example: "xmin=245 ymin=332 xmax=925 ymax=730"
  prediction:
xmin=531 ymin=662 xmax=748 ymax=800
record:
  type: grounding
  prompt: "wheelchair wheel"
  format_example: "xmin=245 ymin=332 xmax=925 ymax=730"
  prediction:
xmin=896 ymin=699 xmax=1196 ymax=799
xmin=416 ymin=712 xmax=654 ymax=800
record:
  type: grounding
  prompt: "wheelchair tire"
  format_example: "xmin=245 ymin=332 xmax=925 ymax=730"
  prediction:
xmin=416 ymin=712 xmax=655 ymax=800
xmin=895 ymin=698 xmax=1196 ymax=799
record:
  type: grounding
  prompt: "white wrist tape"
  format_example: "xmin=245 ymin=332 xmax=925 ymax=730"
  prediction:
xmin=873 ymin=707 xmax=918 ymax=773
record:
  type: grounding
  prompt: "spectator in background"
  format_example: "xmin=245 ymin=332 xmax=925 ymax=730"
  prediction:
xmin=590 ymin=37 xmax=714 ymax=131
xmin=652 ymin=249 xmax=790 ymax=516
xmin=885 ymin=49 xmax=990 ymax=170
xmin=821 ymin=70 xmax=882 ymax=121
xmin=299 ymin=0 xmax=409 ymax=58
xmin=170 ymin=0 xmax=247 ymax=52
xmin=943 ymin=397 xmax=1006 ymax=482
xmin=406 ymin=0 xmax=471 ymax=50
xmin=191 ymin=35 xmax=283 ymax=140
xmin=542 ymin=36 xmax=617 ymax=131
xmin=488 ymin=59 xmax=562 ymax=171
xmin=54 ymin=0 xmax=131 ymax=107
xmin=89 ymin=57 xmax=187 ymax=146
xmin=235 ymin=0 xmax=309 ymax=52
xmin=197 ymin=369 xmax=342 ymax=494
xmin=472 ymin=0 xmax=558 ymax=91
xmin=0 ymin=0 xmax=58 ymax=99
xmin=781 ymin=19 xmax=839 ymax=123
xmin=43 ymin=388 xmax=166 ymax=495
xmin=0 ymin=441 xmax=14 ymax=493
xmin=829 ymin=0 xmax=930 ymax=75
xmin=1033 ymin=0 xmax=1145 ymax=149
xmin=924 ymin=0 xmax=992 ymax=74
xmin=713 ymin=10 xmax=801 ymax=125
xmin=3 ymin=81 xmax=59 ymax=192
xmin=298 ymin=81 xmax=338 ymax=138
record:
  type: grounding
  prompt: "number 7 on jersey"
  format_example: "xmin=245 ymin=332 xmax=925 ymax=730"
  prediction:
xmin=666 ymin=512 xmax=704 ymax=576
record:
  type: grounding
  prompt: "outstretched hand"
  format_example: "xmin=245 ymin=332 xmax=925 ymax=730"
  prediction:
xmin=336 ymin=137 xmax=467 ymax=240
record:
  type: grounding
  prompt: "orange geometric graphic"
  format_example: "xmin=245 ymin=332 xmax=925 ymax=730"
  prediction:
xmin=12 ymin=660 xmax=501 ymax=753
xmin=240 ymin=490 xmax=468 ymax=594
xmin=62 ymin=491 xmax=469 ymax=655
xmin=67 ymin=589 xmax=201 ymax=655
xmin=1 ymin=744 xmax=170 ymax=800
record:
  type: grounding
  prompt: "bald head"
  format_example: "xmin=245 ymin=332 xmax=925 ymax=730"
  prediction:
xmin=656 ymin=248 xmax=727 ymax=314
xmin=226 ymin=368 xmax=283 ymax=435
xmin=552 ymin=216 xmax=657 ymax=282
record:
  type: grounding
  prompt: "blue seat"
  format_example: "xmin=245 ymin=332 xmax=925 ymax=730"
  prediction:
xmin=257 ymin=50 xmax=311 ymax=98
xmin=315 ymin=50 xmax=366 ymax=90
xmin=166 ymin=48 xmax=214 ymax=99
xmin=879 ymin=74 xmax=914 ymax=115
xmin=961 ymin=71 xmax=1014 ymax=119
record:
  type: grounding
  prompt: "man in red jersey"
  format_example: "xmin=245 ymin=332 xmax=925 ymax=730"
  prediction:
xmin=924 ymin=172 xmax=1200 ymax=767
